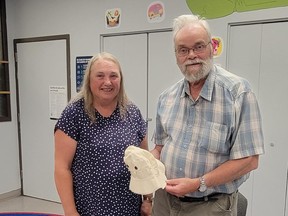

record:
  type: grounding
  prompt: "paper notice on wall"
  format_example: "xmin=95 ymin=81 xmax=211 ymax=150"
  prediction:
xmin=49 ymin=86 xmax=67 ymax=119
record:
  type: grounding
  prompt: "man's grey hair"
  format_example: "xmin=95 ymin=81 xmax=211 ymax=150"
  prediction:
xmin=172 ymin=14 xmax=212 ymax=42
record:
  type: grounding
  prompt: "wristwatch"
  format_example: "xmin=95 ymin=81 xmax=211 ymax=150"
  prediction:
xmin=198 ymin=176 xmax=207 ymax=192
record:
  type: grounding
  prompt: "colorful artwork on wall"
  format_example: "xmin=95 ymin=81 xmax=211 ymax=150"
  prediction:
xmin=147 ymin=1 xmax=165 ymax=23
xmin=186 ymin=0 xmax=288 ymax=19
xmin=212 ymin=37 xmax=223 ymax=57
xmin=105 ymin=8 xmax=121 ymax=28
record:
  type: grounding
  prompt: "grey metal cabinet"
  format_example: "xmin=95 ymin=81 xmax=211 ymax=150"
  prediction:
xmin=228 ymin=21 xmax=288 ymax=216
xmin=102 ymin=31 xmax=182 ymax=148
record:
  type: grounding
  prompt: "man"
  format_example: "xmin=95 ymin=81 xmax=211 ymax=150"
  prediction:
xmin=151 ymin=14 xmax=264 ymax=216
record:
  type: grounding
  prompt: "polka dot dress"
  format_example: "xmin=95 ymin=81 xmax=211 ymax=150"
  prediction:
xmin=55 ymin=99 xmax=147 ymax=216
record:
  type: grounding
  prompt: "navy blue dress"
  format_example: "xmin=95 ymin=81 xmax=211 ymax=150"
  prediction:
xmin=55 ymin=98 xmax=147 ymax=216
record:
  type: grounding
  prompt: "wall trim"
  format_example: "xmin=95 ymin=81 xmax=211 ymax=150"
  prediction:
xmin=0 ymin=189 xmax=21 ymax=201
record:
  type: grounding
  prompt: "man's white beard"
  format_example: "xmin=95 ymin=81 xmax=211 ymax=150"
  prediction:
xmin=180 ymin=58 xmax=213 ymax=83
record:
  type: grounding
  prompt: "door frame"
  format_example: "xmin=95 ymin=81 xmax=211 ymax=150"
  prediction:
xmin=13 ymin=34 xmax=71 ymax=194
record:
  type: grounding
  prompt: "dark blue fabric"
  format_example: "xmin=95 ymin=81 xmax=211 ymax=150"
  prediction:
xmin=55 ymin=99 xmax=147 ymax=215
xmin=0 ymin=213 xmax=62 ymax=216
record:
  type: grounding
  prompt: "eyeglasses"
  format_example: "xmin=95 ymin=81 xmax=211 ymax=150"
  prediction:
xmin=175 ymin=42 xmax=211 ymax=57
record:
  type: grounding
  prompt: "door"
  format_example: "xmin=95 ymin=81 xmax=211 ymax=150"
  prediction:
xmin=228 ymin=21 xmax=288 ymax=216
xmin=253 ymin=21 xmax=288 ymax=216
xmin=102 ymin=30 xmax=182 ymax=149
xmin=147 ymin=31 xmax=182 ymax=147
xmin=15 ymin=35 xmax=70 ymax=202
xmin=227 ymin=24 xmax=262 ymax=216
xmin=102 ymin=34 xmax=148 ymax=122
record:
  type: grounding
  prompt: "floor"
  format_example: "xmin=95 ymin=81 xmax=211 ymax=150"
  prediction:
xmin=0 ymin=196 xmax=64 ymax=214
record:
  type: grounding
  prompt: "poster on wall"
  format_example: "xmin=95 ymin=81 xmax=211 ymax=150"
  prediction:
xmin=49 ymin=86 xmax=67 ymax=120
xmin=212 ymin=37 xmax=223 ymax=58
xmin=105 ymin=8 xmax=121 ymax=28
xmin=147 ymin=1 xmax=165 ymax=23
xmin=76 ymin=56 xmax=92 ymax=92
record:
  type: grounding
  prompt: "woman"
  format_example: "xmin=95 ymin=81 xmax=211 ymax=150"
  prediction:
xmin=54 ymin=52 xmax=152 ymax=215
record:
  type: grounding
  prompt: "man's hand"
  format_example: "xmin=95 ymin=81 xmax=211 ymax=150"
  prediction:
xmin=165 ymin=178 xmax=200 ymax=197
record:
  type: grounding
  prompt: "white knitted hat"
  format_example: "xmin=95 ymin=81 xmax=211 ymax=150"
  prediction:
xmin=124 ymin=145 xmax=167 ymax=195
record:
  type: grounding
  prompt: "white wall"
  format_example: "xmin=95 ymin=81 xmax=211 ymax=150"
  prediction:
xmin=2 ymin=0 xmax=191 ymax=197
xmin=2 ymin=0 xmax=288 ymax=200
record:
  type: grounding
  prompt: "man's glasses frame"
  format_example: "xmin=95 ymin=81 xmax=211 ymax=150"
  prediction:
xmin=175 ymin=42 xmax=211 ymax=57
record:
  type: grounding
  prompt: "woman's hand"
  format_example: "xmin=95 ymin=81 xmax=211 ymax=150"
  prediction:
xmin=64 ymin=211 xmax=80 ymax=216
xmin=140 ymin=199 xmax=152 ymax=216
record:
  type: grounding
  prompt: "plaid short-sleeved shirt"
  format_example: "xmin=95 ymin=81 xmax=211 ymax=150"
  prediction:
xmin=153 ymin=65 xmax=264 ymax=197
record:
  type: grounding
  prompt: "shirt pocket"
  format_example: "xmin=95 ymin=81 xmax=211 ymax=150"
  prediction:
xmin=199 ymin=122 xmax=229 ymax=154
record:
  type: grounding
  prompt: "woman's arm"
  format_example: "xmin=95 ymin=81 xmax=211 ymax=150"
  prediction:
xmin=150 ymin=144 xmax=163 ymax=160
xmin=139 ymin=135 xmax=148 ymax=150
xmin=139 ymin=135 xmax=153 ymax=216
xmin=54 ymin=129 xmax=79 ymax=216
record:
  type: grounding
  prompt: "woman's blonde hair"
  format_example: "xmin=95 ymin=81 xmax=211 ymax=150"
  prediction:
xmin=72 ymin=52 xmax=129 ymax=123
